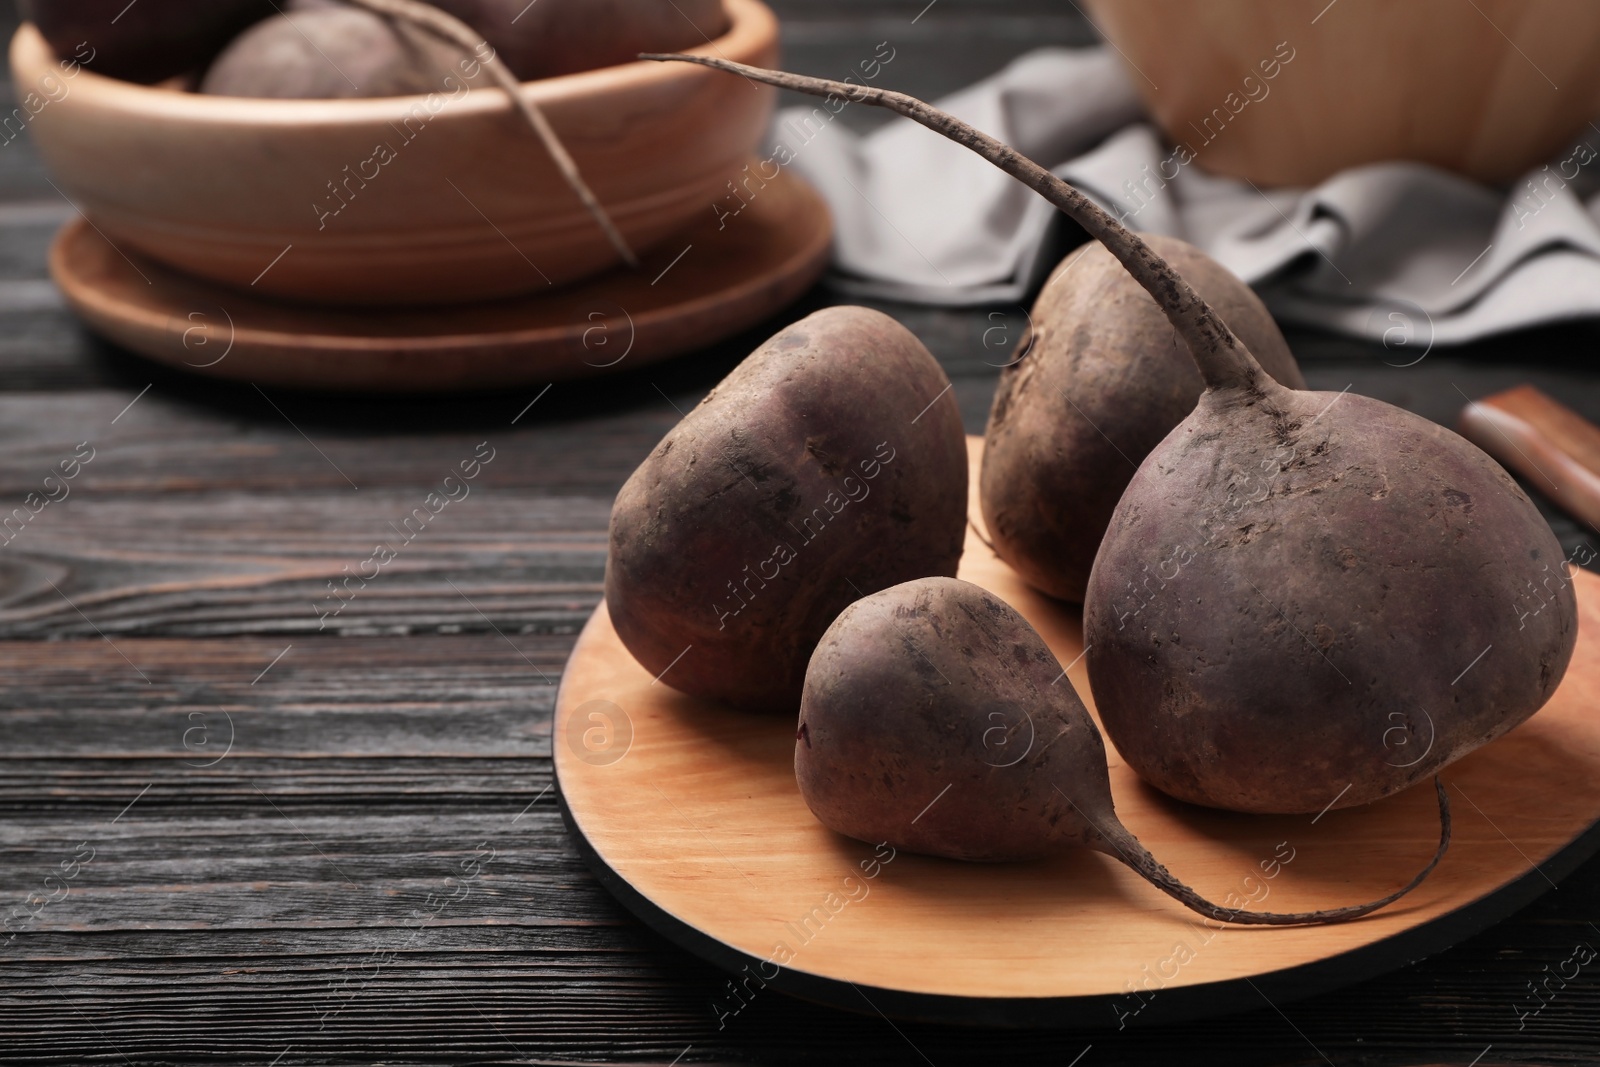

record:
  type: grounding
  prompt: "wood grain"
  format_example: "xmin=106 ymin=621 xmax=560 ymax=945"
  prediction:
xmin=0 ymin=388 xmax=676 ymax=493
xmin=0 ymin=490 xmax=609 ymax=637
xmin=1082 ymin=0 xmax=1600 ymax=186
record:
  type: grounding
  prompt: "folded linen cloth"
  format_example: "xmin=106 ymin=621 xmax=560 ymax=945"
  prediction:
xmin=771 ymin=46 xmax=1600 ymax=345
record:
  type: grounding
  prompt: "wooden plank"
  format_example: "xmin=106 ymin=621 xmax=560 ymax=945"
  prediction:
xmin=0 ymin=490 xmax=610 ymax=637
xmin=0 ymin=627 xmax=1587 ymax=1062
xmin=0 ymin=792 xmax=1597 ymax=1063
xmin=0 ymin=907 xmax=1595 ymax=1064
xmin=0 ymin=634 xmax=565 ymax=740
xmin=0 ymin=388 xmax=677 ymax=495
xmin=0 ymin=635 xmax=563 ymax=810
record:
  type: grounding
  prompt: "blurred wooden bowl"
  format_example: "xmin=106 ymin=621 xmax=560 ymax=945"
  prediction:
xmin=1083 ymin=0 xmax=1600 ymax=186
xmin=10 ymin=0 xmax=777 ymax=305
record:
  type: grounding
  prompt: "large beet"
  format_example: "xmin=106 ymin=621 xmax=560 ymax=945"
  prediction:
xmin=1083 ymin=384 xmax=1578 ymax=813
xmin=428 ymin=0 xmax=728 ymax=80
xmin=981 ymin=235 xmax=1305 ymax=602
xmin=606 ymin=306 xmax=967 ymax=712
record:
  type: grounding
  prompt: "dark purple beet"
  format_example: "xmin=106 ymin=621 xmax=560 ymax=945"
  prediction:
xmin=201 ymin=8 xmax=463 ymax=99
xmin=606 ymin=306 xmax=967 ymax=713
xmin=1083 ymin=385 xmax=1578 ymax=812
xmin=387 ymin=0 xmax=729 ymax=80
xmin=21 ymin=0 xmax=274 ymax=83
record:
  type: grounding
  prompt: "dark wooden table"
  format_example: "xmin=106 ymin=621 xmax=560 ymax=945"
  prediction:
xmin=3 ymin=2 xmax=1600 ymax=1064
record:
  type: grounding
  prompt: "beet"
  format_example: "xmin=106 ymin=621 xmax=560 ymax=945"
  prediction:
xmin=1083 ymin=382 xmax=1577 ymax=812
xmin=21 ymin=0 xmax=273 ymax=83
xmin=425 ymin=0 xmax=729 ymax=80
xmin=201 ymin=7 xmax=462 ymax=99
xmin=606 ymin=307 xmax=967 ymax=712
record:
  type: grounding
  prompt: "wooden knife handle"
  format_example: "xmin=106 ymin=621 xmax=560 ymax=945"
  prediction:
xmin=1458 ymin=384 xmax=1600 ymax=532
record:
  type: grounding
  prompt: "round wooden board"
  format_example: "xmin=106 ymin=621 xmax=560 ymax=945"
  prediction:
xmin=48 ymin=165 xmax=831 ymax=393
xmin=554 ymin=437 xmax=1600 ymax=1028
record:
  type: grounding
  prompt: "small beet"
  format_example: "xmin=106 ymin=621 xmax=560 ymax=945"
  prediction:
xmin=20 ymin=0 xmax=274 ymax=84
xmin=606 ymin=307 xmax=968 ymax=712
xmin=980 ymin=235 xmax=1305 ymax=602
xmin=797 ymin=577 xmax=1450 ymax=925
xmin=201 ymin=8 xmax=463 ymax=99
xmin=644 ymin=54 xmax=1580 ymax=815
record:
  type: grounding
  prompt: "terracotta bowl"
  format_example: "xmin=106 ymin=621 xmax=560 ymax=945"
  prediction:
xmin=1084 ymin=0 xmax=1600 ymax=187
xmin=10 ymin=0 xmax=777 ymax=305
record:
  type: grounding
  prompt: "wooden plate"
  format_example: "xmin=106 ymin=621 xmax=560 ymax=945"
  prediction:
xmin=554 ymin=437 xmax=1600 ymax=1028
xmin=48 ymin=165 xmax=830 ymax=392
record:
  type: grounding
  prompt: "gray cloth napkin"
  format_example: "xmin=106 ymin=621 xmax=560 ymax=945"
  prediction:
xmin=772 ymin=47 xmax=1600 ymax=345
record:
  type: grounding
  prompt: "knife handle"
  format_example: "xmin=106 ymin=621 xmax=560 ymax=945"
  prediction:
xmin=1457 ymin=385 xmax=1600 ymax=533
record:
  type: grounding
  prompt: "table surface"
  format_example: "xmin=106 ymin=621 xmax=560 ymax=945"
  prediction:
xmin=2 ymin=3 xmax=1599 ymax=1065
